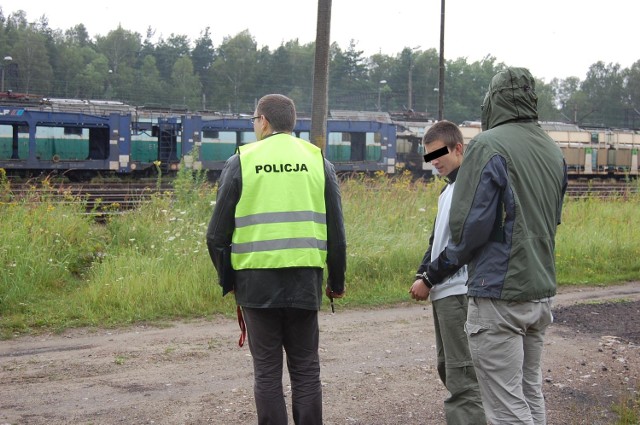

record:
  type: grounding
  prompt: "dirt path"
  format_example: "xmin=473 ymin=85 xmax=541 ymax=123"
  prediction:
xmin=1 ymin=282 xmax=640 ymax=425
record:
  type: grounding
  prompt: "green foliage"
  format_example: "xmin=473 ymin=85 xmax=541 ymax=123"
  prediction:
xmin=1 ymin=175 xmax=639 ymax=338
xmin=339 ymin=171 xmax=442 ymax=304
xmin=2 ymin=9 xmax=637 ymax=125
xmin=0 ymin=168 xmax=10 ymax=201
xmin=556 ymin=191 xmax=640 ymax=285
xmin=0 ymin=187 xmax=107 ymax=327
xmin=171 ymin=56 xmax=202 ymax=108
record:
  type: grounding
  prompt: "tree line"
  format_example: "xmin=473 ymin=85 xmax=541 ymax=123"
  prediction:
xmin=2 ymin=8 xmax=640 ymax=129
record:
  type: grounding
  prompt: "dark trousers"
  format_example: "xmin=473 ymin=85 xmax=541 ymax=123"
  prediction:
xmin=242 ymin=307 xmax=322 ymax=425
xmin=433 ymin=295 xmax=486 ymax=425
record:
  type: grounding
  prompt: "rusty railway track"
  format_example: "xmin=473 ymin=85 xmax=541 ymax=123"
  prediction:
xmin=2 ymin=179 xmax=637 ymax=217
xmin=3 ymin=180 xmax=175 ymax=216
xmin=566 ymin=180 xmax=639 ymax=199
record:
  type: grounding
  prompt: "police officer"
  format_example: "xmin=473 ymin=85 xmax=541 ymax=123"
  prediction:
xmin=206 ymin=94 xmax=346 ymax=425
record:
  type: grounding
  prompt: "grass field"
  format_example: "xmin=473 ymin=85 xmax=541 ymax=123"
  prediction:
xmin=1 ymin=169 xmax=639 ymax=339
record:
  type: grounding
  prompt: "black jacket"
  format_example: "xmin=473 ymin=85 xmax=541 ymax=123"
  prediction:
xmin=206 ymin=149 xmax=347 ymax=310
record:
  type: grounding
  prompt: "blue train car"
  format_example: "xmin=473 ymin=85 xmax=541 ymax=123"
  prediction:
xmin=0 ymin=103 xmax=193 ymax=179
xmin=0 ymin=106 xmax=398 ymax=180
xmin=182 ymin=114 xmax=397 ymax=176
xmin=0 ymin=107 xmax=133 ymax=180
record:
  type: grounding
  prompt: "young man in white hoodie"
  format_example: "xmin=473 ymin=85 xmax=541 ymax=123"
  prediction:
xmin=409 ymin=120 xmax=485 ymax=424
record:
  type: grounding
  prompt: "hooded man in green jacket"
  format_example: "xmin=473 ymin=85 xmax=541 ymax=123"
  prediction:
xmin=420 ymin=67 xmax=568 ymax=424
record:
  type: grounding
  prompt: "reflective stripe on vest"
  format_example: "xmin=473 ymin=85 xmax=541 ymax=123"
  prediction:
xmin=232 ymin=133 xmax=327 ymax=269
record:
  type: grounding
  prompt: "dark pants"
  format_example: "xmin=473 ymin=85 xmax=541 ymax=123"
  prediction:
xmin=242 ymin=307 xmax=322 ymax=425
xmin=433 ymin=295 xmax=486 ymax=425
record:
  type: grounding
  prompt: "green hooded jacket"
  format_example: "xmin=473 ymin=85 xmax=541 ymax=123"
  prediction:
xmin=429 ymin=67 xmax=568 ymax=301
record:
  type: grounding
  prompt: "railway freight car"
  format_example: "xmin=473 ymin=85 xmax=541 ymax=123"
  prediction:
xmin=1 ymin=99 xmax=638 ymax=180
xmin=402 ymin=120 xmax=639 ymax=179
xmin=543 ymin=122 xmax=639 ymax=178
xmin=0 ymin=106 xmax=397 ymax=180
xmin=0 ymin=106 xmax=187 ymax=180
xmin=187 ymin=110 xmax=396 ymax=177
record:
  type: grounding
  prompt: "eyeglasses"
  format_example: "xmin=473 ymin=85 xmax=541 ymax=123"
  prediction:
xmin=250 ymin=115 xmax=261 ymax=124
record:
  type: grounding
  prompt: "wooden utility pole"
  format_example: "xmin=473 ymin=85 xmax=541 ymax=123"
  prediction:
xmin=310 ymin=0 xmax=331 ymax=152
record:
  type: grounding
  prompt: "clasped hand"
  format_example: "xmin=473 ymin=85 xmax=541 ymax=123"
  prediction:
xmin=409 ymin=278 xmax=430 ymax=301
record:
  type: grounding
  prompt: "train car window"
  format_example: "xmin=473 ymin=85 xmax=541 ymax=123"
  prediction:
xmin=18 ymin=125 xmax=29 ymax=133
xmin=203 ymin=129 xmax=219 ymax=139
xmin=328 ymin=132 xmax=346 ymax=144
xmin=133 ymin=121 xmax=153 ymax=133
xmin=239 ymin=131 xmax=258 ymax=145
xmin=297 ymin=131 xmax=310 ymax=141
xmin=201 ymin=130 xmax=235 ymax=143
xmin=64 ymin=127 xmax=83 ymax=136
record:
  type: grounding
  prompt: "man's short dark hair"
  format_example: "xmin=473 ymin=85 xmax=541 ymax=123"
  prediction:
xmin=256 ymin=94 xmax=297 ymax=132
xmin=423 ymin=120 xmax=464 ymax=150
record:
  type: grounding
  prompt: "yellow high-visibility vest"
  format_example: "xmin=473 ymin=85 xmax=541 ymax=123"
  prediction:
xmin=231 ymin=133 xmax=327 ymax=269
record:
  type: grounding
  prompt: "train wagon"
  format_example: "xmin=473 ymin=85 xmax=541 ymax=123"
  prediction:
xmin=1 ymin=99 xmax=638 ymax=180
xmin=0 ymin=107 xmax=131 ymax=180
xmin=407 ymin=120 xmax=639 ymax=178
xmin=181 ymin=112 xmax=397 ymax=178
xmin=0 ymin=106 xmax=398 ymax=180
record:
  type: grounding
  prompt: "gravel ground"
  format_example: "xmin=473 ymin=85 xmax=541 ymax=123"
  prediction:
xmin=1 ymin=281 xmax=639 ymax=425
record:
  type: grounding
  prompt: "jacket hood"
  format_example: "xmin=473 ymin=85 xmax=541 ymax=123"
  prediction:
xmin=481 ymin=67 xmax=538 ymax=131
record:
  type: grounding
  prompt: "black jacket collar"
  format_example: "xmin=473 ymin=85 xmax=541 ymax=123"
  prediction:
xmin=445 ymin=167 xmax=459 ymax=184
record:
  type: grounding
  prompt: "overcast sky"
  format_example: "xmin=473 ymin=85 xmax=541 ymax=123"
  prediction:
xmin=2 ymin=0 xmax=638 ymax=82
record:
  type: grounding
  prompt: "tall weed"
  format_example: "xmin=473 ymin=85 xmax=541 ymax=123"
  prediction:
xmin=556 ymin=191 xmax=640 ymax=285
xmin=340 ymin=171 xmax=442 ymax=304
xmin=0 ymin=183 xmax=107 ymax=331
xmin=1 ymin=173 xmax=639 ymax=337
